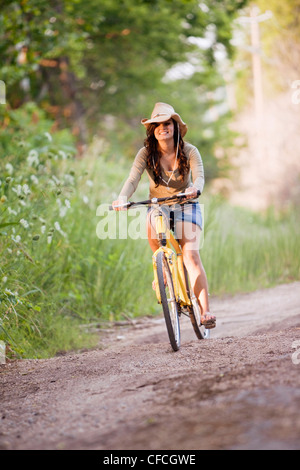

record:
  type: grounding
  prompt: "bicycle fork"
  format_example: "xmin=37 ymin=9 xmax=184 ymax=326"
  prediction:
xmin=152 ymin=212 xmax=191 ymax=307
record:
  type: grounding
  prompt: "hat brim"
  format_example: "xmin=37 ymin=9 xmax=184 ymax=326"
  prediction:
xmin=141 ymin=113 xmax=187 ymax=137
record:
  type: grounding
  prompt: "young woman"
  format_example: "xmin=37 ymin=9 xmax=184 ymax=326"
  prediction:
xmin=112 ymin=102 xmax=216 ymax=329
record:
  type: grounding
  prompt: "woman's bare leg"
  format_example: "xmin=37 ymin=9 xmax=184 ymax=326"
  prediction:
xmin=146 ymin=210 xmax=160 ymax=253
xmin=147 ymin=211 xmax=161 ymax=290
xmin=176 ymin=221 xmax=215 ymax=325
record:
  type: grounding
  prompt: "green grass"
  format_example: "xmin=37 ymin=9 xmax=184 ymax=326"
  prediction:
xmin=1 ymin=131 xmax=299 ymax=359
xmin=201 ymin=197 xmax=300 ymax=295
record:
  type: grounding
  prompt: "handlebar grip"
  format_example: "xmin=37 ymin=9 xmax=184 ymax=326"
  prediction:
xmin=109 ymin=202 xmax=132 ymax=211
xmin=178 ymin=190 xmax=201 ymax=198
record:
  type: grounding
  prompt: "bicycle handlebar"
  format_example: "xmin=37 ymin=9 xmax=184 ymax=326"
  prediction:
xmin=109 ymin=190 xmax=201 ymax=211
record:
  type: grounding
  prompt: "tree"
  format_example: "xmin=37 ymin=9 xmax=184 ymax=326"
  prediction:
xmin=1 ymin=0 xmax=247 ymax=171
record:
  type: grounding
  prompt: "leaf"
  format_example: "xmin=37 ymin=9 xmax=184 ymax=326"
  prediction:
xmin=0 ymin=222 xmax=19 ymax=228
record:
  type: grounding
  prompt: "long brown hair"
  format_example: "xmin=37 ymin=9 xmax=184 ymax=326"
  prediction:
xmin=144 ymin=119 xmax=189 ymax=187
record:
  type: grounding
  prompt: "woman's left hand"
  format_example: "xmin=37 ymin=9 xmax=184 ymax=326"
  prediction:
xmin=184 ymin=187 xmax=198 ymax=199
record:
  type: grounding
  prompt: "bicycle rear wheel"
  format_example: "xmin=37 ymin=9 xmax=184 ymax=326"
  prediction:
xmin=156 ymin=251 xmax=180 ymax=351
xmin=183 ymin=265 xmax=210 ymax=340
xmin=189 ymin=292 xmax=210 ymax=340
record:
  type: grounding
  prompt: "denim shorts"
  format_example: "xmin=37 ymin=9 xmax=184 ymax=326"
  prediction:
xmin=148 ymin=202 xmax=202 ymax=238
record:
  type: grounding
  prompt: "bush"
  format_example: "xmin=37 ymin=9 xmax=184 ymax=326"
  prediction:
xmin=0 ymin=104 xmax=155 ymax=358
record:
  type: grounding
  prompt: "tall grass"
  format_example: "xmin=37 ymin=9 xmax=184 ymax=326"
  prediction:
xmin=201 ymin=197 xmax=300 ymax=295
xmin=1 ymin=115 xmax=299 ymax=358
xmin=0 ymin=122 xmax=156 ymax=358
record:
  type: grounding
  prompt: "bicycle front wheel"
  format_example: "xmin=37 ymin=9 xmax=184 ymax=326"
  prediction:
xmin=156 ymin=251 xmax=180 ymax=351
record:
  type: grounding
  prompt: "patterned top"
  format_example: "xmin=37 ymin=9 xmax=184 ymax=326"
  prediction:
xmin=119 ymin=142 xmax=204 ymax=202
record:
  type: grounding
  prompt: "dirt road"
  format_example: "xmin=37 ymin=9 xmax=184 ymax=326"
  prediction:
xmin=1 ymin=282 xmax=300 ymax=450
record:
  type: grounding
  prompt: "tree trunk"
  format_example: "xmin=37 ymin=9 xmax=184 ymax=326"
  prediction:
xmin=59 ymin=56 xmax=88 ymax=155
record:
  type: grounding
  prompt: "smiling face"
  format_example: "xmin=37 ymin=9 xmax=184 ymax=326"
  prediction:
xmin=153 ymin=119 xmax=175 ymax=145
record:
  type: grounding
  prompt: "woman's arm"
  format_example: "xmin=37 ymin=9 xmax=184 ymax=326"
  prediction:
xmin=112 ymin=148 xmax=147 ymax=210
xmin=189 ymin=145 xmax=205 ymax=193
xmin=182 ymin=144 xmax=204 ymax=200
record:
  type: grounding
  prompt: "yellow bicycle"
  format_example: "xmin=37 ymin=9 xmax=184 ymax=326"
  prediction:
xmin=111 ymin=192 xmax=210 ymax=351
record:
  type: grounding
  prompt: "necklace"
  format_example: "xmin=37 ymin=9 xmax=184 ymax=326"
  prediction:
xmin=159 ymin=153 xmax=178 ymax=189
xmin=152 ymin=125 xmax=179 ymax=190
xmin=152 ymin=153 xmax=177 ymax=190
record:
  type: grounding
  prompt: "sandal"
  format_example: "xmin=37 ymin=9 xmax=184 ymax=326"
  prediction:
xmin=201 ymin=312 xmax=216 ymax=329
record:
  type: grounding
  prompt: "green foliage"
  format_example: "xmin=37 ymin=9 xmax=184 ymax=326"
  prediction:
xmin=0 ymin=102 xmax=75 ymax=160
xmin=201 ymin=196 xmax=300 ymax=295
xmin=0 ymin=111 xmax=299 ymax=360
xmin=9 ymin=0 xmax=300 ymax=361
xmin=0 ymin=110 xmax=156 ymax=358
xmin=0 ymin=0 xmax=248 ymax=179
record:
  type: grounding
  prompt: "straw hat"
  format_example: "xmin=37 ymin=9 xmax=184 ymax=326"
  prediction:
xmin=141 ymin=102 xmax=188 ymax=137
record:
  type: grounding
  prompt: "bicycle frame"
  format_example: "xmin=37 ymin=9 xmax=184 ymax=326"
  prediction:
xmin=151 ymin=205 xmax=191 ymax=308
xmin=110 ymin=191 xmax=201 ymax=310
xmin=110 ymin=190 xmax=211 ymax=348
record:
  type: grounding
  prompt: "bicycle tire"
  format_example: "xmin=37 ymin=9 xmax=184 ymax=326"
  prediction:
xmin=183 ymin=265 xmax=210 ymax=340
xmin=156 ymin=251 xmax=181 ymax=351
xmin=189 ymin=292 xmax=210 ymax=340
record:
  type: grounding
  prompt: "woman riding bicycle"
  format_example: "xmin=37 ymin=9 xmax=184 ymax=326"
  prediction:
xmin=112 ymin=102 xmax=216 ymax=329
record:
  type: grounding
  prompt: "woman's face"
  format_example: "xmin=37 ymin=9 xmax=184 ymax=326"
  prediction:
xmin=153 ymin=119 xmax=175 ymax=145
